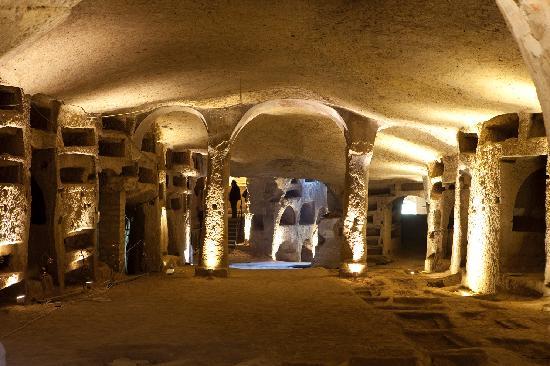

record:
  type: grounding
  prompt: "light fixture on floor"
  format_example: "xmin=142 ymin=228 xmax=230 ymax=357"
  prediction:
xmin=16 ymin=294 xmax=25 ymax=304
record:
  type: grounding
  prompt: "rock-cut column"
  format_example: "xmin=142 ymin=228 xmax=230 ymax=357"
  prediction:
xmin=195 ymin=107 xmax=245 ymax=277
xmin=339 ymin=112 xmax=379 ymax=277
xmin=465 ymin=144 xmax=502 ymax=294
xmin=450 ymin=169 xmax=471 ymax=275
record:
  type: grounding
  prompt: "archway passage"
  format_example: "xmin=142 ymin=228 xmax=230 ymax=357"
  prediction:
xmin=385 ymin=196 xmax=428 ymax=260
xmin=510 ymin=167 xmax=546 ymax=273
xmin=28 ymin=149 xmax=58 ymax=284
xmin=280 ymin=206 xmax=296 ymax=226
xmin=299 ymin=202 xmax=315 ymax=225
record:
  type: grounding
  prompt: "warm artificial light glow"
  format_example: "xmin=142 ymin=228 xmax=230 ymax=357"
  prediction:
xmin=184 ymin=214 xmax=192 ymax=263
xmin=203 ymin=239 xmax=222 ymax=269
xmin=66 ymin=249 xmax=93 ymax=272
xmin=244 ymin=213 xmax=253 ymax=242
xmin=376 ymin=133 xmax=440 ymax=163
xmin=347 ymin=263 xmax=366 ymax=275
xmin=0 ymin=272 xmax=23 ymax=290
xmin=474 ymin=76 xmax=541 ymax=112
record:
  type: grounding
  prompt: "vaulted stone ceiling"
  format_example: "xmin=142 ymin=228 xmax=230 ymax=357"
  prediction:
xmin=0 ymin=0 xmax=540 ymax=181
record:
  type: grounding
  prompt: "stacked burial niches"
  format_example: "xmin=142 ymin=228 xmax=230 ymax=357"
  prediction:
xmin=28 ymin=94 xmax=99 ymax=291
xmin=0 ymin=85 xmax=206 ymax=298
xmin=0 ymin=86 xmax=30 ymax=293
xmin=464 ymin=113 xmax=550 ymax=294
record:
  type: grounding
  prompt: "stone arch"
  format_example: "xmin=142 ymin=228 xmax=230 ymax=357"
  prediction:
xmin=513 ymin=168 xmax=546 ymax=233
xmin=228 ymin=99 xmax=349 ymax=189
xmin=133 ymin=106 xmax=208 ymax=151
xmin=506 ymin=167 xmax=546 ymax=273
xmin=279 ymin=206 xmax=296 ymax=226
xmin=230 ymin=99 xmax=348 ymax=143
xmin=299 ymin=202 xmax=316 ymax=225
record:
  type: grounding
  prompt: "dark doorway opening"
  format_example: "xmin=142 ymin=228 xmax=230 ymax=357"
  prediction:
xmin=125 ymin=205 xmax=146 ymax=275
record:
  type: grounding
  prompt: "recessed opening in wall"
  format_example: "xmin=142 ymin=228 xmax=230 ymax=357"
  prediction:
xmin=485 ymin=114 xmax=519 ymax=142
xmin=141 ymin=134 xmax=155 ymax=153
xmin=0 ymin=127 xmax=24 ymax=157
xmin=173 ymin=175 xmax=185 ymax=187
xmin=0 ymin=254 xmax=12 ymax=271
xmin=64 ymin=230 xmax=94 ymax=250
xmin=367 ymin=215 xmax=373 ymax=224
xmin=102 ymin=116 xmax=129 ymax=133
xmin=30 ymin=103 xmax=53 ymax=131
xmin=60 ymin=167 xmax=86 ymax=183
xmin=29 ymin=149 xmax=57 ymax=282
xmin=0 ymin=86 xmax=21 ymax=111
xmin=430 ymin=182 xmax=444 ymax=197
xmin=99 ymin=139 xmax=125 ymax=157
xmin=458 ymin=132 xmax=478 ymax=153
xmin=62 ymin=128 xmax=95 ymax=147
xmin=138 ymin=167 xmax=156 ymax=184
xmin=280 ymin=206 xmax=296 ymax=225
xmin=369 ymin=187 xmax=391 ymax=196
xmin=30 ymin=177 xmax=46 ymax=225
xmin=290 ymin=179 xmax=299 ymax=184
xmin=400 ymin=182 xmax=425 ymax=191
xmin=192 ymin=153 xmax=203 ymax=172
xmin=299 ymin=202 xmax=315 ymax=225
xmin=0 ymin=162 xmax=22 ymax=184
xmin=368 ymin=202 xmax=377 ymax=211
xmin=527 ymin=113 xmax=546 ymax=138
xmin=391 ymin=196 xmax=428 ymax=257
xmin=430 ymin=162 xmax=444 ymax=178
xmin=172 ymin=151 xmax=188 ymax=165
xmin=284 ymin=189 xmax=301 ymax=199
xmin=122 ymin=165 xmax=138 ymax=177
xmin=367 ymin=227 xmax=380 ymax=236
xmin=401 ymin=195 xmax=427 ymax=215
xmin=501 ymin=155 xmax=546 ymax=274
xmin=125 ymin=204 xmax=146 ymax=275
xmin=170 ymin=197 xmax=182 ymax=210
xmin=512 ymin=168 xmax=546 ymax=233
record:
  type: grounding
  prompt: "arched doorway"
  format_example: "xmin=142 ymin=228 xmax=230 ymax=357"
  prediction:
xmin=499 ymin=156 xmax=546 ymax=276
xmin=228 ymin=100 xmax=346 ymax=268
xmin=383 ymin=195 xmax=428 ymax=259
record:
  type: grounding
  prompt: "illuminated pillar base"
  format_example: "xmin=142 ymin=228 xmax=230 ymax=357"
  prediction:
xmin=339 ymin=262 xmax=367 ymax=278
xmin=195 ymin=267 xmax=229 ymax=278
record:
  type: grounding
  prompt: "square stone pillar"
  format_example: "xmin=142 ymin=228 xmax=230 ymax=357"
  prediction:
xmin=338 ymin=111 xmax=379 ymax=277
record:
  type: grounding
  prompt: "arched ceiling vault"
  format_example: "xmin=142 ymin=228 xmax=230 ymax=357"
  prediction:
xmin=0 ymin=0 xmax=541 ymax=181
xmin=230 ymin=112 xmax=347 ymax=189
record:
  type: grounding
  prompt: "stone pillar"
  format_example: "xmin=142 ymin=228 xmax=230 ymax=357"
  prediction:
xmin=382 ymin=204 xmax=392 ymax=255
xmin=545 ymin=157 xmax=550 ymax=287
xmin=465 ymin=144 xmax=502 ymax=294
xmin=425 ymin=196 xmax=442 ymax=272
xmin=195 ymin=107 xmax=245 ymax=277
xmin=424 ymin=162 xmax=444 ymax=273
xmin=450 ymin=170 xmax=471 ymax=274
xmin=339 ymin=112 xmax=379 ymax=276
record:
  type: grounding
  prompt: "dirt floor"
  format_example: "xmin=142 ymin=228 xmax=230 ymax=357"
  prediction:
xmin=0 ymin=258 xmax=549 ymax=366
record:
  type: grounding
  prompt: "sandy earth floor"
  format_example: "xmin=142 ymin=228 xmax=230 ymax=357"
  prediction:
xmin=0 ymin=258 xmax=549 ymax=366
